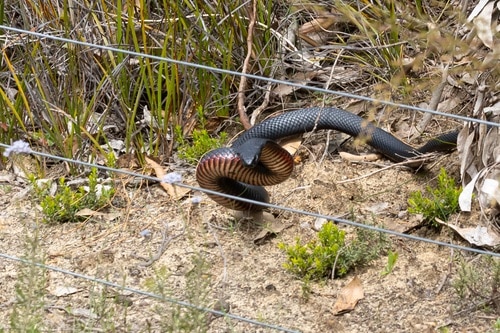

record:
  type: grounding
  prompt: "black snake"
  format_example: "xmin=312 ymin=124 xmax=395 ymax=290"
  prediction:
xmin=196 ymin=107 xmax=458 ymax=211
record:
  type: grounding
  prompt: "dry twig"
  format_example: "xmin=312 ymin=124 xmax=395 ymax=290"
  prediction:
xmin=411 ymin=65 xmax=448 ymax=140
xmin=136 ymin=224 xmax=185 ymax=267
xmin=237 ymin=0 xmax=257 ymax=130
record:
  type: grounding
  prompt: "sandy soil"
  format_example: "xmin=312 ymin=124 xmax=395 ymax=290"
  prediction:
xmin=0 ymin=135 xmax=497 ymax=332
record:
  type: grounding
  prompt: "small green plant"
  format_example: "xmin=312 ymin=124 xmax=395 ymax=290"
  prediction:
xmin=175 ymin=106 xmax=227 ymax=164
xmin=453 ymin=256 xmax=500 ymax=303
xmin=438 ymin=326 xmax=451 ymax=333
xmin=87 ymin=284 xmax=118 ymax=332
xmin=105 ymin=150 xmax=117 ymax=169
xmin=300 ymin=278 xmax=313 ymax=301
xmin=452 ymin=256 xmax=500 ymax=324
xmin=144 ymin=265 xmax=170 ymax=296
xmin=30 ymin=168 xmax=114 ymax=224
xmin=176 ymin=126 xmax=227 ymax=164
xmin=408 ymin=168 xmax=462 ymax=226
xmin=381 ymin=250 xmax=398 ymax=276
xmin=278 ymin=222 xmax=388 ymax=281
xmin=9 ymin=228 xmax=47 ymax=332
xmin=453 ymin=259 xmax=482 ymax=299
xmin=492 ymin=318 xmax=500 ymax=333
xmin=278 ymin=222 xmax=346 ymax=280
xmin=144 ymin=255 xmax=212 ymax=332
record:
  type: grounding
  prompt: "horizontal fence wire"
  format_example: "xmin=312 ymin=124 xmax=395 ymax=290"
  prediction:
xmin=0 ymin=252 xmax=301 ymax=333
xmin=0 ymin=142 xmax=499 ymax=259
xmin=1 ymin=23 xmax=499 ymax=332
xmin=0 ymin=24 xmax=499 ymax=128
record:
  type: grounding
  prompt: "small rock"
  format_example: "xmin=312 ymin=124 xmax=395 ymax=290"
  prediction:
xmin=398 ymin=210 xmax=408 ymax=219
xmin=299 ymin=221 xmax=311 ymax=229
xmin=313 ymin=217 xmax=328 ymax=231
xmin=365 ymin=202 xmax=389 ymax=214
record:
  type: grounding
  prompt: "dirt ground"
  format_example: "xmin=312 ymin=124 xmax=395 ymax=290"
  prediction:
xmin=0 ymin=132 xmax=498 ymax=332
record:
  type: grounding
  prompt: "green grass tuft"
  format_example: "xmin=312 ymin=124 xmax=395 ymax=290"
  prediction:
xmin=453 ymin=256 xmax=500 ymax=301
xmin=452 ymin=255 xmax=500 ymax=321
xmin=1 ymin=0 xmax=277 ymax=166
xmin=408 ymin=168 xmax=462 ymax=226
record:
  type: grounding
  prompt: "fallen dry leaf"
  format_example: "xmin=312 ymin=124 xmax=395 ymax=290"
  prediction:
xmin=437 ymin=96 xmax=461 ymax=113
xmin=253 ymin=213 xmax=293 ymax=244
xmin=0 ymin=171 xmax=15 ymax=183
xmin=365 ymin=202 xmax=390 ymax=215
xmin=280 ymin=137 xmax=303 ymax=156
xmin=71 ymin=308 xmax=98 ymax=319
xmin=272 ymin=71 xmax=319 ymax=97
xmin=332 ymin=276 xmax=364 ymax=315
xmin=470 ymin=0 xmax=496 ymax=49
xmin=434 ymin=218 xmax=500 ymax=247
xmin=298 ymin=17 xmax=337 ymax=35
xmin=313 ymin=217 xmax=329 ymax=231
xmin=145 ymin=156 xmax=190 ymax=200
xmin=116 ymin=153 xmax=140 ymax=169
xmin=50 ymin=286 xmax=80 ymax=297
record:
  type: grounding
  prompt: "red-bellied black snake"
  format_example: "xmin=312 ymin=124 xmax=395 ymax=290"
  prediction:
xmin=196 ymin=107 xmax=458 ymax=211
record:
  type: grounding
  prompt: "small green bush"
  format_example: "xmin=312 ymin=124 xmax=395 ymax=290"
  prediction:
xmin=278 ymin=222 xmax=387 ymax=280
xmin=30 ymin=168 xmax=114 ymax=224
xmin=453 ymin=256 xmax=500 ymax=301
xmin=408 ymin=168 xmax=462 ymax=226
xmin=176 ymin=127 xmax=227 ymax=164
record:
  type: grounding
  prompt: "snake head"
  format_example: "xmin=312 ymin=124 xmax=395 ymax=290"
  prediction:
xmin=235 ymin=138 xmax=271 ymax=168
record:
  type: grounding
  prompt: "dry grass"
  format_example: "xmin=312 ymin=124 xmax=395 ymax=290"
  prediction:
xmin=1 ymin=0 xmax=279 ymax=165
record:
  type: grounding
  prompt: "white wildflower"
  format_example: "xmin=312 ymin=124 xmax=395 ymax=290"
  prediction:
xmin=3 ymin=140 xmax=32 ymax=157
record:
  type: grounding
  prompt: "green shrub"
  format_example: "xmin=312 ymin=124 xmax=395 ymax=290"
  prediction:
xmin=492 ymin=318 xmax=500 ymax=332
xmin=408 ymin=168 xmax=462 ymax=226
xmin=453 ymin=256 xmax=500 ymax=301
xmin=176 ymin=127 xmax=227 ymax=164
xmin=278 ymin=222 xmax=387 ymax=280
xmin=30 ymin=168 xmax=114 ymax=224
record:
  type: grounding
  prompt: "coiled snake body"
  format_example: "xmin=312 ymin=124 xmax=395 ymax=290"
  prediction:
xmin=196 ymin=107 xmax=458 ymax=211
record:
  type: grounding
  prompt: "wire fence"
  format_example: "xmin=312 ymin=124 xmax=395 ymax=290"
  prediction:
xmin=1 ymin=141 xmax=499 ymax=260
xmin=0 ymin=252 xmax=302 ymax=333
xmin=1 ymin=24 xmax=499 ymax=128
xmin=1 ymin=24 xmax=499 ymax=332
